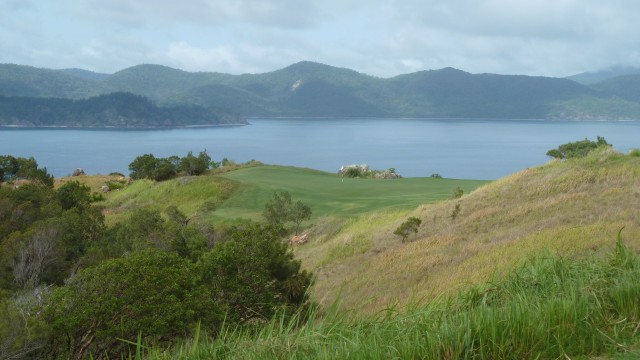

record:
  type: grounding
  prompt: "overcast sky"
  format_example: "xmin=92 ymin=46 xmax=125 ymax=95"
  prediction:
xmin=1 ymin=0 xmax=639 ymax=77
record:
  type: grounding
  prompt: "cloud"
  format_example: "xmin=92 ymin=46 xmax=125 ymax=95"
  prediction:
xmin=67 ymin=0 xmax=321 ymax=29
xmin=164 ymin=41 xmax=306 ymax=74
xmin=2 ymin=0 xmax=640 ymax=77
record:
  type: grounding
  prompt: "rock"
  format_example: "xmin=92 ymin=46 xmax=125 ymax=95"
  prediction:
xmin=374 ymin=170 xmax=402 ymax=179
xmin=72 ymin=168 xmax=85 ymax=176
xmin=101 ymin=185 xmax=110 ymax=193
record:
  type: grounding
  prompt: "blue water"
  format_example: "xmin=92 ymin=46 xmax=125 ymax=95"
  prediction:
xmin=1 ymin=118 xmax=639 ymax=180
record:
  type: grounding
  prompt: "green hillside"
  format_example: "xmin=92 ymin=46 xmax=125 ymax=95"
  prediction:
xmin=592 ymin=75 xmax=640 ymax=102
xmin=0 ymin=92 xmax=245 ymax=127
xmin=4 ymin=61 xmax=640 ymax=120
xmin=92 ymin=148 xmax=640 ymax=359
xmin=0 ymin=63 xmax=94 ymax=98
xmin=567 ymin=65 xmax=640 ymax=85
xmin=8 ymin=147 xmax=640 ymax=359
xmin=98 ymin=148 xmax=640 ymax=315
xmin=293 ymin=147 xmax=640 ymax=314
xmin=102 ymin=165 xmax=487 ymax=225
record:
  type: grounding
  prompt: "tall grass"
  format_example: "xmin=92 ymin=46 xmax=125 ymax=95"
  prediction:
xmin=140 ymin=231 xmax=640 ymax=359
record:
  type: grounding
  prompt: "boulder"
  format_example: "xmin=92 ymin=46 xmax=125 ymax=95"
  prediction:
xmin=72 ymin=168 xmax=85 ymax=176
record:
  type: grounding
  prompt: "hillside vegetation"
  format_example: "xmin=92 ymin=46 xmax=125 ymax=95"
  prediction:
xmin=96 ymin=148 xmax=640 ymax=316
xmin=5 ymin=61 xmax=640 ymax=119
xmin=8 ymin=146 xmax=639 ymax=359
xmin=0 ymin=92 xmax=245 ymax=128
xmin=101 ymin=165 xmax=487 ymax=225
xmin=292 ymin=148 xmax=640 ymax=314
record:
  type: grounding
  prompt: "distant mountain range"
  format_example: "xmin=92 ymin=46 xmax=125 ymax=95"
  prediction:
xmin=2 ymin=61 xmax=640 ymax=125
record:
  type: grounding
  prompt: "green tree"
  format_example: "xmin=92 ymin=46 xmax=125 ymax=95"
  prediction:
xmin=0 ymin=155 xmax=19 ymax=183
xmin=393 ymin=216 xmax=422 ymax=242
xmin=153 ymin=157 xmax=178 ymax=181
xmin=546 ymin=136 xmax=610 ymax=159
xmin=289 ymin=201 xmax=312 ymax=235
xmin=263 ymin=191 xmax=312 ymax=233
xmin=46 ymin=249 xmax=221 ymax=360
xmin=263 ymin=191 xmax=293 ymax=226
xmin=128 ymin=154 xmax=159 ymax=180
xmin=199 ymin=224 xmax=312 ymax=323
xmin=179 ymin=150 xmax=211 ymax=176
xmin=56 ymin=181 xmax=91 ymax=211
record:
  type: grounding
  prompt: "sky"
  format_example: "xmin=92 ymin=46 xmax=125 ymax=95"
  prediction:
xmin=1 ymin=0 xmax=640 ymax=78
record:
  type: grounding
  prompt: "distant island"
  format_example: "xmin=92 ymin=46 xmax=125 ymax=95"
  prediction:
xmin=0 ymin=92 xmax=246 ymax=128
xmin=2 ymin=61 xmax=640 ymax=126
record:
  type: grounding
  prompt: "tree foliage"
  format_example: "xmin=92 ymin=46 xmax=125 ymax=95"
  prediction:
xmin=199 ymin=223 xmax=312 ymax=323
xmin=546 ymin=136 xmax=610 ymax=159
xmin=46 ymin=249 xmax=222 ymax=359
xmin=0 ymin=92 xmax=241 ymax=128
xmin=393 ymin=216 xmax=422 ymax=242
xmin=263 ymin=191 xmax=312 ymax=233
xmin=129 ymin=150 xmax=214 ymax=181
xmin=0 ymin=155 xmax=53 ymax=186
xmin=0 ymin=155 xmax=314 ymax=359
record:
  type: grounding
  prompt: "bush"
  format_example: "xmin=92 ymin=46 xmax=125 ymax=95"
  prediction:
xmin=343 ymin=167 xmax=363 ymax=178
xmin=628 ymin=148 xmax=640 ymax=157
xmin=546 ymin=136 xmax=609 ymax=159
xmin=263 ymin=191 xmax=312 ymax=234
xmin=129 ymin=150 xmax=217 ymax=181
xmin=46 ymin=249 xmax=222 ymax=359
xmin=451 ymin=186 xmax=464 ymax=199
xmin=394 ymin=216 xmax=422 ymax=242
xmin=199 ymin=223 xmax=312 ymax=323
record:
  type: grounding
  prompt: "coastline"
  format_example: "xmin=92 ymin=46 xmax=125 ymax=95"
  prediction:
xmin=0 ymin=122 xmax=249 ymax=130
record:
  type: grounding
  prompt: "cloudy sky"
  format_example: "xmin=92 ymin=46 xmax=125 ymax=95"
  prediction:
xmin=1 ymin=0 xmax=639 ymax=77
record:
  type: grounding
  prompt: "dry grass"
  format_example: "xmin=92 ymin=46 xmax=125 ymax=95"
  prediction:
xmin=294 ymin=149 xmax=640 ymax=314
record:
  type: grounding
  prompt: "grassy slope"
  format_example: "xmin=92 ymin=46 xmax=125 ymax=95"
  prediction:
xmin=145 ymin=238 xmax=640 ymax=359
xmin=101 ymin=175 xmax=239 ymax=225
xmin=294 ymin=148 xmax=640 ymax=314
xmin=216 ymin=165 xmax=487 ymax=220
xmin=77 ymin=150 xmax=639 ymax=317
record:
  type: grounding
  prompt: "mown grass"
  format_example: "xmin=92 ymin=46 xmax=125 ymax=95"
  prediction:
xmin=93 ymin=165 xmax=487 ymax=225
xmin=139 ymin=232 xmax=640 ymax=360
xmin=215 ymin=165 xmax=488 ymax=220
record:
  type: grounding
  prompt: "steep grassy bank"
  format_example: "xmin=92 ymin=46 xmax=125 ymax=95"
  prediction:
xmin=294 ymin=148 xmax=640 ymax=313
xmin=143 ymin=233 xmax=640 ymax=359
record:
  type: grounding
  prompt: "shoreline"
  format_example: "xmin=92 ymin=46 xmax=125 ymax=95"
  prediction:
xmin=0 ymin=122 xmax=249 ymax=130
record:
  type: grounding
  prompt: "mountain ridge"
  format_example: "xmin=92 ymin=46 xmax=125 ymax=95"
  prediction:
xmin=3 ymin=61 xmax=640 ymax=120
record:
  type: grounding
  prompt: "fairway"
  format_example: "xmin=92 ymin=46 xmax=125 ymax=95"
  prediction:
xmin=217 ymin=165 xmax=489 ymax=220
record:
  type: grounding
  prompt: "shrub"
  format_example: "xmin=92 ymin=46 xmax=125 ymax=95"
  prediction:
xmin=394 ymin=216 xmax=422 ymax=242
xmin=451 ymin=203 xmax=461 ymax=221
xmin=628 ymin=148 xmax=640 ymax=157
xmin=546 ymin=136 xmax=609 ymax=159
xmin=263 ymin=191 xmax=312 ymax=233
xmin=199 ymin=223 xmax=312 ymax=323
xmin=451 ymin=186 xmax=464 ymax=199
xmin=430 ymin=173 xmax=443 ymax=179
xmin=343 ymin=167 xmax=363 ymax=178
xmin=46 ymin=249 xmax=222 ymax=359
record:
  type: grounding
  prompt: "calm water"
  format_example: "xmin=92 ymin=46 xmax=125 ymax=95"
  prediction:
xmin=1 ymin=118 xmax=639 ymax=180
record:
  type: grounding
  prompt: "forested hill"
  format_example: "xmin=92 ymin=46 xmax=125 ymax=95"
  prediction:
xmin=3 ymin=61 xmax=640 ymax=119
xmin=0 ymin=92 xmax=246 ymax=128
